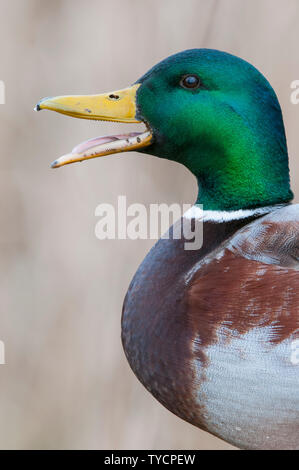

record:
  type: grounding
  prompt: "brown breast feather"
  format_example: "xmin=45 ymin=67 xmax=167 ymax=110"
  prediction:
xmin=187 ymin=204 xmax=299 ymax=348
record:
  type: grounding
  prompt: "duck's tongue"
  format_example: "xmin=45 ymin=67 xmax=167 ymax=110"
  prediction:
xmin=72 ymin=132 xmax=142 ymax=154
xmin=51 ymin=130 xmax=152 ymax=168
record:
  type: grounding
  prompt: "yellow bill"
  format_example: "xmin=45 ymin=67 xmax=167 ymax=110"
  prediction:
xmin=35 ymin=83 xmax=152 ymax=168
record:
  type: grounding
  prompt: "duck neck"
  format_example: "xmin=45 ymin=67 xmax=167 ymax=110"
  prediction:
xmin=182 ymin=106 xmax=294 ymax=211
xmin=192 ymin=143 xmax=293 ymax=211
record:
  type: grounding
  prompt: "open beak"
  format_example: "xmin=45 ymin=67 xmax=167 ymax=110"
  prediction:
xmin=35 ymin=83 xmax=152 ymax=168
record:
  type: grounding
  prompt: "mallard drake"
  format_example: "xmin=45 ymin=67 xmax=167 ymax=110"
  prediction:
xmin=36 ymin=49 xmax=299 ymax=450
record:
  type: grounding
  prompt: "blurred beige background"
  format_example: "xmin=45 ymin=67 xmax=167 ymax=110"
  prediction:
xmin=0 ymin=0 xmax=298 ymax=450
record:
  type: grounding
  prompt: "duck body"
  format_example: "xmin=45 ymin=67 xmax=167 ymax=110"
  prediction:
xmin=122 ymin=205 xmax=299 ymax=450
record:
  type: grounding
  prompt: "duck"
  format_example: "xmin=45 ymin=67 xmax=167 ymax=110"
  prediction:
xmin=36 ymin=49 xmax=299 ymax=450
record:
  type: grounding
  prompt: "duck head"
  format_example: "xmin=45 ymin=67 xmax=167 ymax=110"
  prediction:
xmin=36 ymin=49 xmax=293 ymax=211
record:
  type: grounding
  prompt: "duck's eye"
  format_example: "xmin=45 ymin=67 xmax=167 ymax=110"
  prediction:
xmin=180 ymin=74 xmax=201 ymax=90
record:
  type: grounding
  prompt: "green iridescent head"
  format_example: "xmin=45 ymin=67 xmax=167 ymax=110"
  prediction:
xmin=136 ymin=49 xmax=293 ymax=210
xmin=37 ymin=48 xmax=293 ymax=211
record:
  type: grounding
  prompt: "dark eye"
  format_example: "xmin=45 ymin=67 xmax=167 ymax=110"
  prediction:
xmin=180 ymin=74 xmax=201 ymax=90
